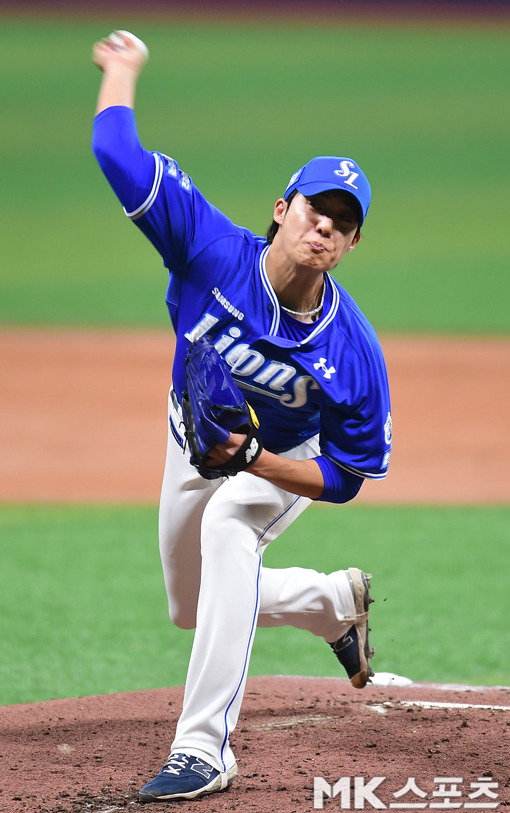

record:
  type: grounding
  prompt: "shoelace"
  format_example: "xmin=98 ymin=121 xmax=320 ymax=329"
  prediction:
xmin=162 ymin=754 xmax=190 ymax=775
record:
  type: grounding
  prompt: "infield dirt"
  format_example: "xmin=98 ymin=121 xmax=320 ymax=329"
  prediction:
xmin=1 ymin=330 xmax=509 ymax=504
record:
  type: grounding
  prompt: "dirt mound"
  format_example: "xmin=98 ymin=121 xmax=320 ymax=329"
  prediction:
xmin=1 ymin=676 xmax=509 ymax=812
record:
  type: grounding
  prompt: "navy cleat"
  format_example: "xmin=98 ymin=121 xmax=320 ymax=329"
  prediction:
xmin=330 ymin=568 xmax=375 ymax=689
xmin=139 ymin=752 xmax=237 ymax=802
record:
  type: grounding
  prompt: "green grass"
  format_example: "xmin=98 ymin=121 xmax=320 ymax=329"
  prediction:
xmin=0 ymin=19 xmax=509 ymax=332
xmin=1 ymin=502 xmax=508 ymax=706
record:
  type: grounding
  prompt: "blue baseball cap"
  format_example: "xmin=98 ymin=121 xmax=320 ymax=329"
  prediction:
xmin=284 ymin=156 xmax=371 ymax=225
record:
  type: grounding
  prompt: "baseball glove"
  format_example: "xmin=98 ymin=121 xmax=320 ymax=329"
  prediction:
xmin=181 ymin=336 xmax=263 ymax=480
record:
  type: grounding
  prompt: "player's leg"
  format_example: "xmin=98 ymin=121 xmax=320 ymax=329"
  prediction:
xmin=258 ymin=565 xmax=374 ymax=689
xmin=255 ymin=438 xmax=374 ymax=689
xmin=140 ymin=391 xmax=232 ymax=803
xmin=258 ymin=566 xmax=358 ymax=638
xmin=140 ymin=466 xmax=301 ymax=802
xmin=254 ymin=435 xmax=358 ymax=640
xmin=158 ymin=388 xmax=222 ymax=630
xmin=168 ymin=434 xmax=368 ymax=773
xmin=142 ymin=431 xmax=372 ymax=802
xmin=167 ymin=464 xmax=312 ymax=776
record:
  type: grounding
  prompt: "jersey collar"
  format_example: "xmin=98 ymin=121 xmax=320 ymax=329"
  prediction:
xmin=259 ymin=244 xmax=339 ymax=346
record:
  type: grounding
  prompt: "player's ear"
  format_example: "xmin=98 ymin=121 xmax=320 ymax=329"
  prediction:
xmin=273 ymin=198 xmax=287 ymax=226
xmin=348 ymin=232 xmax=362 ymax=252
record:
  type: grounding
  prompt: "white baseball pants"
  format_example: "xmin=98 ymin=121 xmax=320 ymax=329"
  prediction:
xmin=158 ymin=389 xmax=358 ymax=773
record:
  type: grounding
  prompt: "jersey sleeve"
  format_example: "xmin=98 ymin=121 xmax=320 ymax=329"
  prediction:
xmin=92 ymin=105 xmax=240 ymax=273
xmin=319 ymin=330 xmax=392 ymax=480
xmin=313 ymin=454 xmax=364 ymax=504
xmin=93 ymin=106 xmax=157 ymax=219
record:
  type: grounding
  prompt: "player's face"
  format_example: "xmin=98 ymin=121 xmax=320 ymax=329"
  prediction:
xmin=273 ymin=191 xmax=361 ymax=272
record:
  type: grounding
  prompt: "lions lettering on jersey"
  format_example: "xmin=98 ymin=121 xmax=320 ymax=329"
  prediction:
xmin=185 ymin=317 xmax=320 ymax=410
xmin=182 ymin=308 xmax=391 ymax=478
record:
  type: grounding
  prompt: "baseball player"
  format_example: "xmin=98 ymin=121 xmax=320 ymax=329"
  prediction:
xmin=92 ymin=31 xmax=392 ymax=803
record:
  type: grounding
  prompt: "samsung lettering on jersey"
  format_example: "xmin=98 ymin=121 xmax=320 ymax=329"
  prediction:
xmin=211 ymin=287 xmax=244 ymax=321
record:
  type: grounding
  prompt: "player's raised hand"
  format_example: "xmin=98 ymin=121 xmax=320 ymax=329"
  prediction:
xmin=93 ymin=31 xmax=149 ymax=114
xmin=92 ymin=30 xmax=149 ymax=75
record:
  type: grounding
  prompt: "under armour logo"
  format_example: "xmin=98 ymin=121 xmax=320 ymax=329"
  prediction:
xmin=245 ymin=438 xmax=260 ymax=463
xmin=313 ymin=358 xmax=336 ymax=380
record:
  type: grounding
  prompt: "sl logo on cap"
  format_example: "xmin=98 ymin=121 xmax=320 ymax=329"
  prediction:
xmin=334 ymin=160 xmax=359 ymax=190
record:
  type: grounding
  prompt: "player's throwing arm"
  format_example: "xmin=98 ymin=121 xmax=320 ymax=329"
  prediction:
xmin=92 ymin=30 xmax=149 ymax=113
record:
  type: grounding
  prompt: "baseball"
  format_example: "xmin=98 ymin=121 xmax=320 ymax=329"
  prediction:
xmin=107 ymin=30 xmax=149 ymax=61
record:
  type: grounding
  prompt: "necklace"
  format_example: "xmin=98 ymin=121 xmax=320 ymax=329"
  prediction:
xmin=280 ymin=283 xmax=326 ymax=317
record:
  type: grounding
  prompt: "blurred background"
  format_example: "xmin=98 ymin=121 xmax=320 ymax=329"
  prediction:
xmin=1 ymin=1 xmax=509 ymax=704
xmin=1 ymin=0 xmax=509 ymax=331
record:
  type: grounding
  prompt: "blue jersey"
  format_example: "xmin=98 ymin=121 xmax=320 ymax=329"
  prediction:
xmin=93 ymin=106 xmax=392 ymax=481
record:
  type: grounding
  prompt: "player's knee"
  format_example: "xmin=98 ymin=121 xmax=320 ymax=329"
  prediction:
xmin=168 ymin=602 xmax=196 ymax=630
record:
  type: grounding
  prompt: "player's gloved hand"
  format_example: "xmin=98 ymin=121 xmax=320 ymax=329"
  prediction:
xmin=201 ymin=432 xmax=254 ymax=470
xmin=181 ymin=337 xmax=263 ymax=480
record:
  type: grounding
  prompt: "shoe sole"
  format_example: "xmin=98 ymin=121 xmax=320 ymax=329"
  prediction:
xmin=139 ymin=763 xmax=237 ymax=802
xmin=346 ymin=568 xmax=374 ymax=689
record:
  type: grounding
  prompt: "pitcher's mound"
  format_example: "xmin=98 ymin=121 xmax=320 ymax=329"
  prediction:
xmin=1 ymin=675 xmax=509 ymax=811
